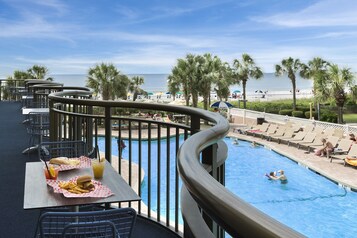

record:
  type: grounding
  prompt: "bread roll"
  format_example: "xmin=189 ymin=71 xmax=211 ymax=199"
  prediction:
xmin=76 ymin=175 xmax=95 ymax=190
xmin=49 ymin=157 xmax=80 ymax=166
xmin=77 ymin=175 xmax=92 ymax=184
xmin=49 ymin=157 xmax=71 ymax=165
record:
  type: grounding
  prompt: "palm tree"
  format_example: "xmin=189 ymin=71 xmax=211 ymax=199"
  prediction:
xmin=168 ymin=54 xmax=198 ymax=107
xmin=167 ymin=75 xmax=180 ymax=100
xmin=325 ymin=64 xmax=354 ymax=123
xmin=86 ymin=63 xmax=129 ymax=100
xmin=169 ymin=59 xmax=191 ymax=106
xmin=300 ymin=57 xmax=330 ymax=106
xmin=212 ymin=62 xmax=233 ymax=102
xmin=197 ymin=53 xmax=216 ymax=110
xmin=27 ymin=65 xmax=53 ymax=81
xmin=186 ymin=54 xmax=200 ymax=107
xmin=232 ymin=54 xmax=263 ymax=109
xmin=129 ymin=76 xmax=144 ymax=101
xmin=275 ymin=57 xmax=302 ymax=111
xmin=13 ymin=70 xmax=32 ymax=79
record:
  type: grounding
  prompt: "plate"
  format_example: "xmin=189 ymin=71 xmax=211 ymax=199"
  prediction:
xmin=46 ymin=176 xmax=114 ymax=198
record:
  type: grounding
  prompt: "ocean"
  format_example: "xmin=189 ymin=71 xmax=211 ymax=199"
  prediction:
xmin=49 ymin=73 xmax=313 ymax=94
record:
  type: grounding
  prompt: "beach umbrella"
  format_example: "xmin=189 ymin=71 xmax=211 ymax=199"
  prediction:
xmin=233 ymin=90 xmax=241 ymax=94
xmin=255 ymin=90 xmax=263 ymax=93
xmin=147 ymin=92 xmax=154 ymax=96
xmin=210 ymin=101 xmax=233 ymax=109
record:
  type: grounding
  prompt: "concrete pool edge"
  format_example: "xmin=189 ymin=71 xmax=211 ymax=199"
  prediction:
xmin=228 ymin=132 xmax=357 ymax=192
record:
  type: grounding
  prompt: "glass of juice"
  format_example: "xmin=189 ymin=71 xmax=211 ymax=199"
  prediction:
xmin=44 ymin=165 xmax=59 ymax=180
xmin=92 ymin=159 xmax=105 ymax=179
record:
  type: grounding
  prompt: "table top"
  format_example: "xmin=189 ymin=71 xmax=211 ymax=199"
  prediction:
xmin=23 ymin=160 xmax=141 ymax=210
xmin=22 ymin=108 xmax=49 ymax=115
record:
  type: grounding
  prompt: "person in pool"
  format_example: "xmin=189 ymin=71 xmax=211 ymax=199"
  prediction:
xmin=265 ymin=171 xmax=277 ymax=179
xmin=232 ymin=138 xmax=239 ymax=145
xmin=266 ymin=170 xmax=288 ymax=183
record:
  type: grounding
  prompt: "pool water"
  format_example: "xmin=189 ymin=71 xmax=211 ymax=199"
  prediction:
xmin=99 ymin=137 xmax=357 ymax=237
xmin=97 ymin=137 xmax=183 ymax=223
xmin=226 ymin=138 xmax=357 ymax=238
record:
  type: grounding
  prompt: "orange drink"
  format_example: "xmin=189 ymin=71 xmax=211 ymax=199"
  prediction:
xmin=44 ymin=165 xmax=59 ymax=180
xmin=92 ymin=159 xmax=105 ymax=179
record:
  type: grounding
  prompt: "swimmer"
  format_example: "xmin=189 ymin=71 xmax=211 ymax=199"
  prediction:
xmin=268 ymin=170 xmax=288 ymax=183
xmin=232 ymin=138 xmax=239 ymax=145
xmin=265 ymin=171 xmax=277 ymax=179
xmin=251 ymin=141 xmax=257 ymax=147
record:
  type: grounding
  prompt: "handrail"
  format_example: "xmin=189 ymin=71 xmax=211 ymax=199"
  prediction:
xmin=177 ymin=112 xmax=304 ymax=237
xmin=48 ymin=90 xmax=305 ymax=238
xmin=32 ymin=84 xmax=92 ymax=92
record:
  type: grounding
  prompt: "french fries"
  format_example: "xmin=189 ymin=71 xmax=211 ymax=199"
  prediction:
xmin=59 ymin=181 xmax=95 ymax=194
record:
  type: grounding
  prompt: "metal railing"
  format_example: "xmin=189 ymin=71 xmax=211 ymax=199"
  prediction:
xmin=0 ymin=79 xmax=26 ymax=101
xmin=231 ymin=108 xmax=357 ymax=135
xmin=45 ymin=89 xmax=304 ymax=237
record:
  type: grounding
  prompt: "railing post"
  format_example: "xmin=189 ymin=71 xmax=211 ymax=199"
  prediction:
xmin=201 ymin=143 xmax=221 ymax=237
xmin=104 ymin=106 xmax=112 ymax=163
xmin=49 ymin=99 xmax=56 ymax=141
xmin=190 ymin=115 xmax=200 ymax=135
xmin=87 ymin=105 xmax=94 ymax=153
xmin=0 ymin=80 xmax=2 ymax=101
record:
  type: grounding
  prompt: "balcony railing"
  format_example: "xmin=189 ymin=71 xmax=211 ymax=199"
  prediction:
xmin=8 ymin=80 xmax=304 ymax=237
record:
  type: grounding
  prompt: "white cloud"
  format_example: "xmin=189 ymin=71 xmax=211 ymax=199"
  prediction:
xmin=253 ymin=0 xmax=357 ymax=27
xmin=114 ymin=5 xmax=139 ymax=20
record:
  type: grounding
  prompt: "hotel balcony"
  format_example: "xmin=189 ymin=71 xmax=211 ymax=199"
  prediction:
xmin=0 ymin=80 xmax=304 ymax=238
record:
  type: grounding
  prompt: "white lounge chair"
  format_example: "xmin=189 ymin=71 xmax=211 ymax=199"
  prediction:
xmin=293 ymin=132 xmax=317 ymax=148
xmin=330 ymin=139 xmax=354 ymax=162
xmin=282 ymin=131 xmax=307 ymax=146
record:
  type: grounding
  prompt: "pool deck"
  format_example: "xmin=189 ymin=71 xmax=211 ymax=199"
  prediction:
xmin=228 ymin=130 xmax=357 ymax=191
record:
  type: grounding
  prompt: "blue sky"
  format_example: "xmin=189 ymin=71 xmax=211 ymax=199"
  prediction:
xmin=0 ymin=0 xmax=356 ymax=76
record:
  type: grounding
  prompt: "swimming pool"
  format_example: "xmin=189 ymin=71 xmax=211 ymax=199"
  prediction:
xmin=99 ymin=137 xmax=357 ymax=237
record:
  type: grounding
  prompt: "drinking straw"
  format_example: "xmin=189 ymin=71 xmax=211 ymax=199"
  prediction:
xmin=96 ymin=145 xmax=100 ymax=161
xmin=40 ymin=159 xmax=52 ymax=179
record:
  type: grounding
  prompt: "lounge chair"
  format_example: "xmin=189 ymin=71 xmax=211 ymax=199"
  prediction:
xmin=332 ymin=128 xmax=344 ymax=138
xmin=322 ymin=127 xmax=334 ymax=137
xmin=282 ymin=131 xmax=307 ymax=146
xmin=270 ymin=128 xmax=295 ymax=143
xmin=265 ymin=126 xmax=287 ymax=141
xmin=330 ymin=139 xmax=354 ymax=162
xmin=331 ymin=142 xmax=357 ymax=163
xmin=301 ymin=134 xmax=326 ymax=150
xmin=283 ymin=121 xmax=293 ymax=127
xmin=293 ymin=132 xmax=317 ymax=149
xmin=307 ymin=136 xmax=340 ymax=154
xmin=341 ymin=144 xmax=357 ymax=166
xmin=312 ymin=126 xmax=324 ymax=135
xmin=303 ymin=124 xmax=314 ymax=133
xmin=246 ymin=122 xmax=270 ymax=137
xmin=291 ymin=124 xmax=302 ymax=132
xmin=259 ymin=124 xmax=278 ymax=138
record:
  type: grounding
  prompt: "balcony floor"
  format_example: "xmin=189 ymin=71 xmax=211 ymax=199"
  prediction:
xmin=0 ymin=101 xmax=180 ymax=238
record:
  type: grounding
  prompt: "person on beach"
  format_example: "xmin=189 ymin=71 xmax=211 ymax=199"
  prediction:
xmin=314 ymin=138 xmax=334 ymax=157
xmin=349 ymin=133 xmax=356 ymax=142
